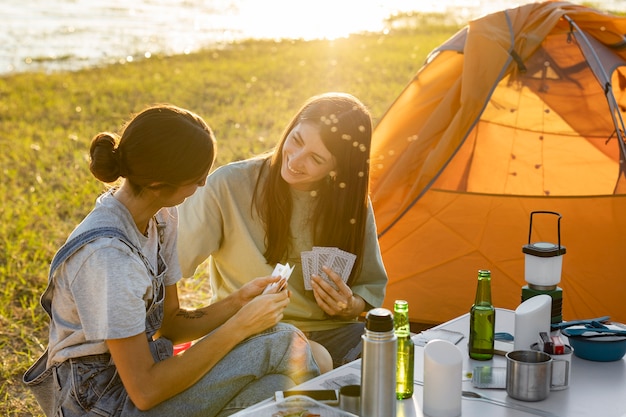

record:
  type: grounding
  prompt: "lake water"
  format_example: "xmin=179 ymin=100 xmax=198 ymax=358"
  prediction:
xmin=1 ymin=0 xmax=624 ymax=75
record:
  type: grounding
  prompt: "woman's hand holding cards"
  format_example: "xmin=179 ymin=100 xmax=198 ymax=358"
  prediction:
xmin=301 ymin=247 xmax=355 ymax=290
xmin=311 ymin=266 xmax=364 ymax=319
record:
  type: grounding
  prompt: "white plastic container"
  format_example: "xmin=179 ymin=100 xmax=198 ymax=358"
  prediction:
xmin=232 ymin=395 xmax=358 ymax=417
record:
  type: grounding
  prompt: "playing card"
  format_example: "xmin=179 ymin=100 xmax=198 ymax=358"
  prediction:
xmin=278 ymin=262 xmax=295 ymax=279
xmin=329 ymin=248 xmax=356 ymax=283
xmin=313 ymin=246 xmax=335 ymax=281
xmin=262 ymin=262 xmax=294 ymax=294
xmin=301 ymin=251 xmax=315 ymax=290
xmin=302 ymin=247 xmax=356 ymax=290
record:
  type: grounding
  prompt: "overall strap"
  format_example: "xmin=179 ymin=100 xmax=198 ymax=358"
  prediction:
xmin=41 ymin=227 xmax=152 ymax=316
xmin=50 ymin=227 xmax=131 ymax=275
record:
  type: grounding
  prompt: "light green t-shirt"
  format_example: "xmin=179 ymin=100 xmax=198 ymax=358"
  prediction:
xmin=177 ymin=158 xmax=388 ymax=332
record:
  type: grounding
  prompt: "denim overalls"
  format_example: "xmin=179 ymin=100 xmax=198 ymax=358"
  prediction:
xmin=24 ymin=225 xmax=170 ymax=416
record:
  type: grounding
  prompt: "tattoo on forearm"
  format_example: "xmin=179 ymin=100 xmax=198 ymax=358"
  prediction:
xmin=176 ymin=310 xmax=206 ymax=319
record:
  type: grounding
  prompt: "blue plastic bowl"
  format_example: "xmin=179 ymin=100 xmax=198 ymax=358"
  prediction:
xmin=562 ymin=332 xmax=626 ymax=362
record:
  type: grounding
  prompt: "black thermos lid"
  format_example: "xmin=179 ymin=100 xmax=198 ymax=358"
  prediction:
xmin=365 ymin=308 xmax=394 ymax=332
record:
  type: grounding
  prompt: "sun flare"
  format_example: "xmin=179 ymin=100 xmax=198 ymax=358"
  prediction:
xmin=232 ymin=0 xmax=391 ymax=41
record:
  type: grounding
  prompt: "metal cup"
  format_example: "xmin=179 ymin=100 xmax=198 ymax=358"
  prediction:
xmin=531 ymin=342 xmax=573 ymax=390
xmin=506 ymin=350 xmax=552 ymax=401
xmin=339 ymin=385 xmax=360 ymax=415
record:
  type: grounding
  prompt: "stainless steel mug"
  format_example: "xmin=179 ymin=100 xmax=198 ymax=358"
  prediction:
xmin=530 ymin=343 xmax=573 ymax=390
xmin=339 ymin=385 xmax=361 ymax=415
xmin=506 ymin=350 xmax=552 ymax=401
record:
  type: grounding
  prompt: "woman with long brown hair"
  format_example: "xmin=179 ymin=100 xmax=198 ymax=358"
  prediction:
xmin=178 ymin=93 xmax=388 ymax=368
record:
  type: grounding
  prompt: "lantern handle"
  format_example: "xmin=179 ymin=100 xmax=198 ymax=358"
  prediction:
xmin=527 ymin=211 xmax=562 ymax=249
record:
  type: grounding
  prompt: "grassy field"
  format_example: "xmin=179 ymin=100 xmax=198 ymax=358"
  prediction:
xmin=0 ymin=14 xmax=459 ymax=415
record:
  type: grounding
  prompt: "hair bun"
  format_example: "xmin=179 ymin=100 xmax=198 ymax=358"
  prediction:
xmin=89 ymin=132 xmax=122 ymax=183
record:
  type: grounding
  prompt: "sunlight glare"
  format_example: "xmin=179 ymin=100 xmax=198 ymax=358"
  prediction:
xmin=234 ymin=0 xmax=391 ymax=40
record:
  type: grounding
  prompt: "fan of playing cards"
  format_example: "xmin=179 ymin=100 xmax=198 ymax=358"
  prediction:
xmin=301 ymin=246 xmax=356 ymax=290
xmin=262 ymin=262 xmax=295 ymax=294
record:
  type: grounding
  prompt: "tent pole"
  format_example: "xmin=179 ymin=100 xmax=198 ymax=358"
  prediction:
xmin=564 ymin=15 xmax=626 ymax=159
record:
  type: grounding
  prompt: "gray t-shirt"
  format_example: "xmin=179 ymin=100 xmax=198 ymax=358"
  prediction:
xmin=47 ymin=192 xmax=181 ymax=366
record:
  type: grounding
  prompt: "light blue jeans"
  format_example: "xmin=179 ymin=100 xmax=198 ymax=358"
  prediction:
xmin=55 ymin=323 xmax=320 ymax=417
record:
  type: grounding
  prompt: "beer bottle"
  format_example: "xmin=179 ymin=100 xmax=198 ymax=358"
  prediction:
xmin=468 ymin=269 xmax=495 ymax=360
xmin=394 ymin=300 xmax=414 ymax=399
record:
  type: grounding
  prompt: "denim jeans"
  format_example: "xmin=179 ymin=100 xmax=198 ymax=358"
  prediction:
xmin=55 ymin=323 xmax=319 ymax=417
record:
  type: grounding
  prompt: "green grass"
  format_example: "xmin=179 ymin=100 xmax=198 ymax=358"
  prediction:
xmin=0 ymin=13 xmax=460 ymax=415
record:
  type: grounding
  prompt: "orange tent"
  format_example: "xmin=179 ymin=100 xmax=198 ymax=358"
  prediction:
xmin=371 ymin=1 xmax=626 ymax=325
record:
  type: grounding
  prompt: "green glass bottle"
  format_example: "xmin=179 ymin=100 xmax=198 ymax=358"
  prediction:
xmin=468 ymin=269 xmax=495 ymax=360
xmin=394 ymin=300 xmax=414 ymax=399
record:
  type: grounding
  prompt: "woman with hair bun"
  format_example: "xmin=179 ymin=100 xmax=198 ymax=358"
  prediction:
xmin=24 ymin=104 xmax=320 ymax=417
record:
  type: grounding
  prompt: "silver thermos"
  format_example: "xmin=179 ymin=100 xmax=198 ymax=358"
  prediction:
xmin=361 ymin=308 xmax=397 ymax=417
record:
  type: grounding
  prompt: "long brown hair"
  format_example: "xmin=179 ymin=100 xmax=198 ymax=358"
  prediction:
xmin=254 ymin=93 xmax=372 ymax=284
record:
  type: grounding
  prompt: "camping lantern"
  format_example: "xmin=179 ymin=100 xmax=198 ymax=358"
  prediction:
xmin=521 ymin=211 xmax=566 ymax=324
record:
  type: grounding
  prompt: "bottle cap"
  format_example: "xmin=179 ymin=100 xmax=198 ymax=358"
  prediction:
xmin=394 ymin=299 xmax=409 ymax=312
xmin=365 ymin=308 xmax=394 ymax=332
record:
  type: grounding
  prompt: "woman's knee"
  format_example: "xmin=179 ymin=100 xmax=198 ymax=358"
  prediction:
xmin=308 ymin=340 xmax=333 ymax=373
